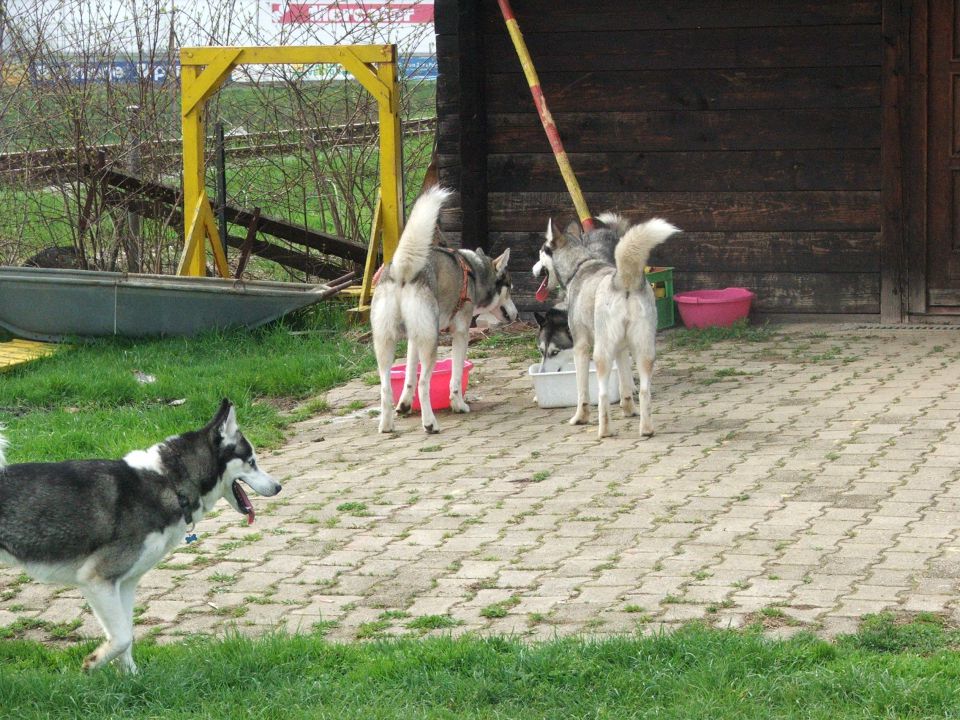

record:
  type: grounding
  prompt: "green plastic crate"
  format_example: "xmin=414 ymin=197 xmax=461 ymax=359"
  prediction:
xmin=647 ymin=266 xmax=675 ymax=330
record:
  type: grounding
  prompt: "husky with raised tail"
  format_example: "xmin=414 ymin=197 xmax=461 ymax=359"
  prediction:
xmin=371 ymin=187 xmax=518 ymax=433
xmin=0 ymin=399 xmax=281 ymax=673
xmin=534 ymin=215 xmax=680 ymax=438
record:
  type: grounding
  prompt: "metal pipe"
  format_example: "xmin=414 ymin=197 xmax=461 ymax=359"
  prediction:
xmin=496 ymin=0 xmax=594 ymax=231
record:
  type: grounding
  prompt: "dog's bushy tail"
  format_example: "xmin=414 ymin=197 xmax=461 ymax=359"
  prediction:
xmin=615 ymin=218 xmax=680 ymax=292
xmin=390 ymin=186 xmax=452 ymax=284
xmin=597 ymin=212 xmax=630 ymax=238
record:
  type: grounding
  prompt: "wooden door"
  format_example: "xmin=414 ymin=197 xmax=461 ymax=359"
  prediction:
xmin=927 ymin=0 xmax=960 ymax=307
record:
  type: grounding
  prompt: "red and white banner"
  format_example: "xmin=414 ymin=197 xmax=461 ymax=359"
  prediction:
xmin=271 ymin=2 xmax=434 ymax=26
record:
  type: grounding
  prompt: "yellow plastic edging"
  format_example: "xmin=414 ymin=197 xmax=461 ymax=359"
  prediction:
xmin=0 ymin=339 xmax=57 ymax=372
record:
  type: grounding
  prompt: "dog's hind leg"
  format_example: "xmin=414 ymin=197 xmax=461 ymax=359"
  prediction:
xmin=617 ymin=348 xmax=638 ymax=417
xmin=396 ymin=344 xmax=419 ymax=415
xmin=371 ymin=296 xmax=399 ymax=433
xmin=569 ymin=341 xmax=591 ymax=425
xmin=403 ymin=290 xmax=441 ymax=433
xmin=415 ymin=340 xmax=439 ymax=433
xmin=636 ymin=353 xmax=655 ymax=437
xmin=80 ymin=581 xmax=134 ymax=672
xmin=115 ymin=577 xmax=139 ymax=673
xmin=448 ymin=311 xmax=471 ymax=413
xmin=595 ymin=352 xmax=613 ymax=438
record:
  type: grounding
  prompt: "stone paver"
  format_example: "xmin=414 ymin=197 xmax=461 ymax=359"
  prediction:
xmin=5 ymin=323 xmax=960 ymax=643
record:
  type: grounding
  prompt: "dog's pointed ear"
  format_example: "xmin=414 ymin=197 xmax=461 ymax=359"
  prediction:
xmin=208 ymin=399 xmax=239 ymax=445
xmin=564 ymin=221 xmax=582 ymax=240
xmin=475 ymin=247 xmax=486 ymax=259
xmin=493 ymin=247 xmax=510 ymax=273
xmin=533 ymin=311 xmax=546 ymax=326
xmin=546 ymin=219 xmax=568 ymax=249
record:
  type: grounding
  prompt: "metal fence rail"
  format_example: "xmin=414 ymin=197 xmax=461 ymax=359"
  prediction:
xmin=0 ymin=116 xmax=436 ymax=181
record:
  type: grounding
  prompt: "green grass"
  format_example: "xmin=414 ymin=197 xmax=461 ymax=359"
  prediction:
xmin=2 ymin=618 xmax=960 ymax=718
xmin=0 ymin=302 xmax=374 ymax=461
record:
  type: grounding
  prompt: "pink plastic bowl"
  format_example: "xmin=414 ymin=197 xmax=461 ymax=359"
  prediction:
xmin=390 ymin=358 xmax=474 ymax=411
xmin=674 ymin=288 xmax=755 ymax=329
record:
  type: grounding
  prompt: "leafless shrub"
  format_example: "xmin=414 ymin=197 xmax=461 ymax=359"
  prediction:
xmin=0 ymin=0 xmax=436 ymax=278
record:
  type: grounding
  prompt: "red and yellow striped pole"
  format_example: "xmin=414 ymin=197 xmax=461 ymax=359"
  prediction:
xmin=496 ymin=0 xmax=595 ymax=231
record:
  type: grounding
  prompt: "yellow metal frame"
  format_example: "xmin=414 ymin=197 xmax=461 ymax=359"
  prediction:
xmin=178 ymin=44 xmax=404 ymax=299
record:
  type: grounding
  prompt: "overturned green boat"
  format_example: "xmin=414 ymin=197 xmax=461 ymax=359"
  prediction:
xmin=0 ymin=267 xmax=348 ymax=342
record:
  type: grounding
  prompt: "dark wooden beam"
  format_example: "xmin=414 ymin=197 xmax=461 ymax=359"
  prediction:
xmin=880 ymin=0 xmax=910 ymax=322
xmin=456 ymin=0 xmax=487 ymax=250
xmin=96 ymin=166 xmax=366 ymax=263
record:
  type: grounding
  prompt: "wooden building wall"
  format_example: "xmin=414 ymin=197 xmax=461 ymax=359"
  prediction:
xmin=435 ymin=0 xmax=883 ymax=317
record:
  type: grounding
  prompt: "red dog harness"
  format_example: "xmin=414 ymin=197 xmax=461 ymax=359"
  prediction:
xmin=371 ymin=248 xmax=472 ymax=314
xmin=436 ymin=247 xmax=472 ymax=315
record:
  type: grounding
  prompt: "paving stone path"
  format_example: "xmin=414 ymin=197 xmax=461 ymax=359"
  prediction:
xmin=5 ymin=322 xmax=960 ymax=645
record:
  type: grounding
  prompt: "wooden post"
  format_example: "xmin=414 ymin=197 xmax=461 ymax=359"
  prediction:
xmin=214 ymin=121 xmax=229 ymax=264
xmin=377 ymin=49 xmax=404 ymax=263
xmin=456 ymin=0 xmax=488 ymax=250
xmin=125 ymin=104 xmax=142 ymax=273
xmin=180 ymin=63 xmax=207 ymax=276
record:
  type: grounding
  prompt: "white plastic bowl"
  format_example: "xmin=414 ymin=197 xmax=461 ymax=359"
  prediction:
xmin=528 ymin=361 xmax=620 ymax=409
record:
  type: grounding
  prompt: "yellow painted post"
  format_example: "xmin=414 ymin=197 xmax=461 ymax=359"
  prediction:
xmin=358 ymin=192 xmax=383 ymax=308
xmin=179 ymin=49 xmax=240 ymax=277
xmin=377 ymin=50 xmax=403 ymax=263
xmin=180 ymin=63 xmax=207 ymax=276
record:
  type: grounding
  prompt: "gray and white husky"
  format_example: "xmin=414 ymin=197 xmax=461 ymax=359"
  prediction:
xmin=533 ymin=305 xmax=573 ymax=372
xmin=535 ymin=215 xmax=679 ymax=437
xmin=0 ymin=399 xmax=281 ymax=673
xmin=371 ymin=186 xmax=518 ymax=433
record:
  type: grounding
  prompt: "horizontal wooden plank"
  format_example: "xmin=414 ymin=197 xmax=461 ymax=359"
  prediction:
xmin=484 ymin=231 xmax=880 ymax=273
xmin=474 ymin=191 xmax=882 ymax=232
xmin=478 ymin=1 xmax=881 ymax=32
xmin=506 ymin=271 xmax=878 ymax=314
xmin=473 ymin=110 xmax=882 ymax=153
xmin=673 ymin=271 xmax=879 ymax=313
xmin=507 ymin=271 xmax=878 ymax=314
xmin=483 ymin=25 xmax=880 ymax=72
xmin=486 ymin=67 xmax=880 ymax=113
xmin=927 ymin=289 xmax=960 ymax=306
xmin=486 ymin=150 xmax=880 ymax=192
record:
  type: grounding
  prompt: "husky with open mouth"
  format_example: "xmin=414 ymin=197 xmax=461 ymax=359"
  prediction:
xmin=0 ymin=399 xmax=281 ymax=673
xmin=534 ymin=214 xmax=679 ymax=437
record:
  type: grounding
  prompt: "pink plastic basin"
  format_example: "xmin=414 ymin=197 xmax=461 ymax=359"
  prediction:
xmin=390 ymin=358 xmax=474 ymax=410
xmin=674 ymin=288 xmax=755 ymax=329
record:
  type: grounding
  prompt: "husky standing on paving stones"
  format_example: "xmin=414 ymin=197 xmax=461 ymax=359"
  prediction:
xmin=534 ymin=214 xmax=680 ymax=437
xmin=371 ymin=186 xmax=518 ymax=434
xmin=532 ymin=211 xmax=624 ymax=374
xmin=0 ymin=399 xmax=281 ymax=673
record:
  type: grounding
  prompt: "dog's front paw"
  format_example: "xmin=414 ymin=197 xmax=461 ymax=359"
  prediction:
xmin=568 ymin=404 xmax=590 ymax=425
xmin=378 ymin=412 xmax=395 ymax=433
xmin=396 ymin=401 xmax=412 ymax=415
xmin=82 ymin=650 xmax=104 ymax=673
xmin=449 ymin=394 xmax=470 ymax=413
xmin=423 ymin=421 xmax=440 ymax=434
